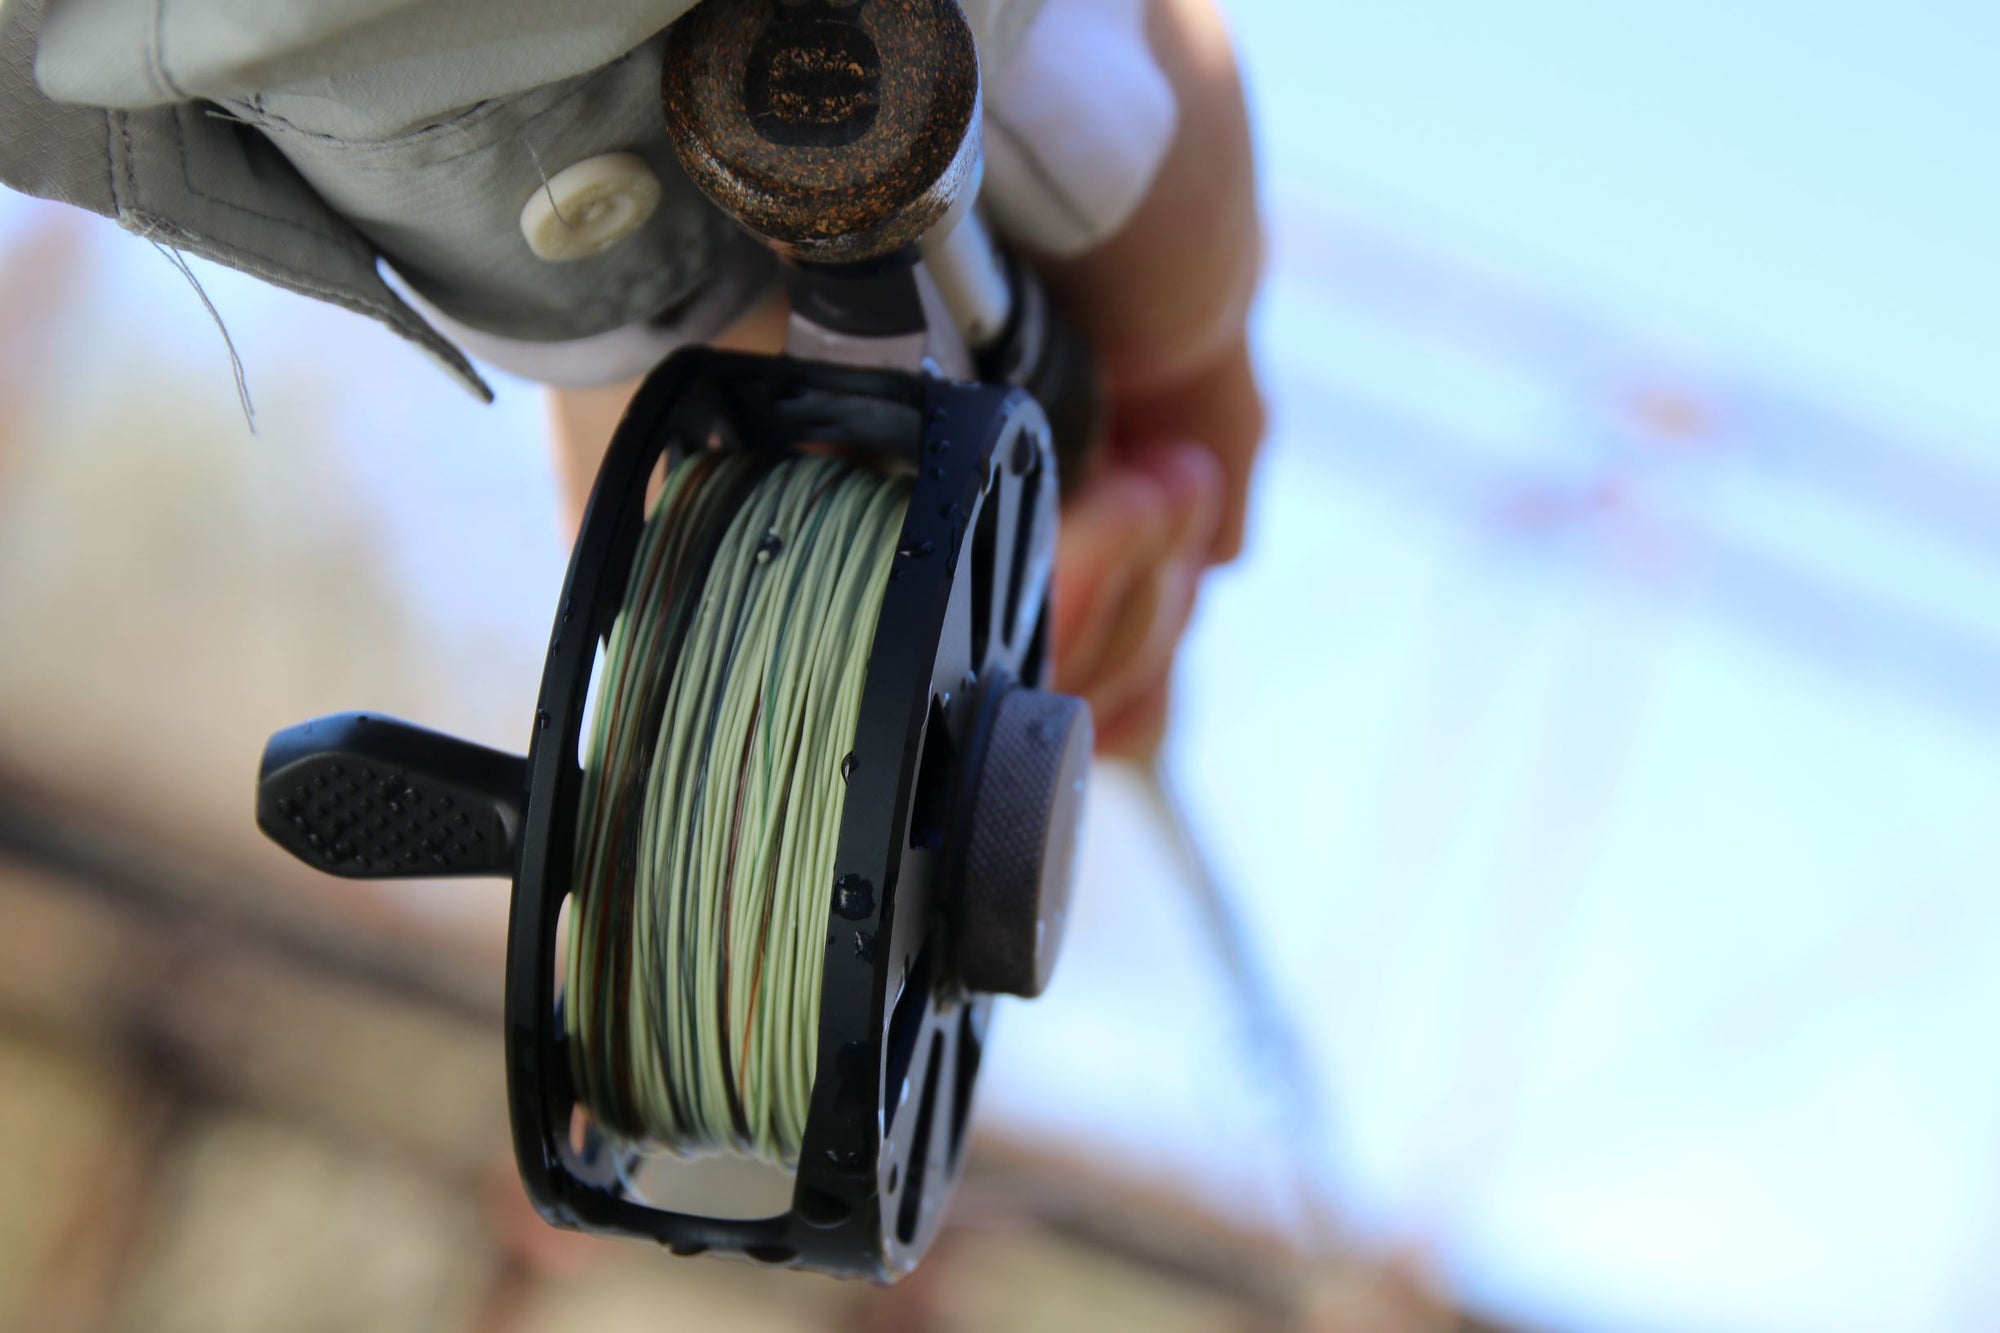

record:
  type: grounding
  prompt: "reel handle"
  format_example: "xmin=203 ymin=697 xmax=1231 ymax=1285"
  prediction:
xmin=256 ymin=713 xmax=526 ymax=879
xmin=662 ymin=0 xmax=983 ymax=264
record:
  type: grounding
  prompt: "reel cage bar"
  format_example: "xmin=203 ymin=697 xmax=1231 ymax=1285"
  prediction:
xmin=508 ymin=347 xmax=1059 ymax=1279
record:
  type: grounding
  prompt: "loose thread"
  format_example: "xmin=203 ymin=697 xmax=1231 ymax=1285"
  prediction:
xmin=525 ymin=142 xmax=575 ymax=230
xmin=143 ymin=235 xmax=255 ymax=433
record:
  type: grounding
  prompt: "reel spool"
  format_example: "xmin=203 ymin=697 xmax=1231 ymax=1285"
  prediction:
xmin=255 ymin=0 xmax=1101 ymax=1280
xmin=258 ymin=354 xmax=1082 ymax=1277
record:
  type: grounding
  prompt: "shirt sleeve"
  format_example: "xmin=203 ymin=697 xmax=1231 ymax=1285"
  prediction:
xmin=982 ymin=0 xmax=1177 ymax=259
xmin=5 ymin=0 xmax=1175 ymax=390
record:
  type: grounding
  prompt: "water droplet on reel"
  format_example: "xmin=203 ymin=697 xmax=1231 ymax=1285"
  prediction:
xmin=833 ymin=873 xmax=875 ymax=920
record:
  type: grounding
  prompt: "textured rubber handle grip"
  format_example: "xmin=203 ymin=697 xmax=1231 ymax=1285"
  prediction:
xmin=955 ymin=686 xmax=1092 ymax=997
xmin=256 ymin=713 xmax=526 ymax=879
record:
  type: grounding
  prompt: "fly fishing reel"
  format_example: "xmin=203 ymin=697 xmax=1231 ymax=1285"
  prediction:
xmin=254 ymin=0 xmax=1100 ymax=1282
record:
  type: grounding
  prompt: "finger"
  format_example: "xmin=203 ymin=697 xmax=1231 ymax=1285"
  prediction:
xmin=1083 ymin=532 xmax=1202 ymax=727
xmin=1126 ymin=432 xmax=1227 ymax=561
xmin=1094 ymin=674 xmax=1173 ymax=761
xmin=1113 ymin=334 xmax=1264 ymax=564
xmin=1052 ymin=462 xmax=1175 ymax=692
xmin=1051 ymin=438 xmax=1216 ymax=700
xmin=1065 ymin=442 xmax=1218 ymax=716
xmin=1064 ymin=558 xmax=1167 ymax=708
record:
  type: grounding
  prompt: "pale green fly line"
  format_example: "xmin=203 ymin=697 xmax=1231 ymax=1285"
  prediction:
xmin=567 ymin=449 xmax=910 ymax=1166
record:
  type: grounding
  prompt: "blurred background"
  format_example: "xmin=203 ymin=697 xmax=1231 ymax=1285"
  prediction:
xmin=3 ymin=1 xmax=1998 ymax=1330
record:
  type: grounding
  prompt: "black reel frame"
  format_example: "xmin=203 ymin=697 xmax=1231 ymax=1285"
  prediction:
xmin=253 ymin=222 xmax=1103 ymax=1278
xmin=515 ymin=350 xmax=1058 ymax=1278
xmin=256 ymin=346 xmax=1060 ymax=1281
xmin=264 ymin=344 xmax=1072 ymax=1280
xmin=250 ymin=0 xmax=1101 ymax=1285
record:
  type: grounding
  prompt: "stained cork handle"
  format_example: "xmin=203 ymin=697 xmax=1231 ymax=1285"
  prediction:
xmin=662 ymin=0 xmax=982 ymax=265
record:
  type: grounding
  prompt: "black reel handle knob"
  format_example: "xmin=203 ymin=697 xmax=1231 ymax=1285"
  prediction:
xmin=956 ymin=687 xmax=1092 ymax=998
xmin=256 ymin=713 xmax=526 ymax=879
xmin=662 ymin=0 xmax=982 ymax=263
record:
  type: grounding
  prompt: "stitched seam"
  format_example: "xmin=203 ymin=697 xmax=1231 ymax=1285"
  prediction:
xmin=103 ymin=109 xmax=120 ymax=211
xmin=146 ymin=102 xmax=679 ymax=338
xmin=158 ymin=0 xmax=190 ymax=100
xmin=128 ymin=210 xmax=489 ymax=398
xmin=118 ymin=108 xmax=138 ymax=208
xmin=989 ymin=111 xmax=1096 ymax=240
xmin=142 ymin=0 xmax=162 ymax=99
xmin=144 ymin=0 xmax=175 ymax=100
xmin=225 ymin=38 xmax=652 ymax=168
xmin=224 ymin=91 xmax=502 ymax=153
xmin=159 ymin=0 xmax=191 ymax=99
xmin=434 ymin=259 xmax=701 ymax=338
xmin=165 ymin=102 xmax=371 ymax=254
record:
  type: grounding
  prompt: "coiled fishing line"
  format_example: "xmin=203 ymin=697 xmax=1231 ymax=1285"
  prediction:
xmin=567 ymin=449 xmax=911 ymax=1166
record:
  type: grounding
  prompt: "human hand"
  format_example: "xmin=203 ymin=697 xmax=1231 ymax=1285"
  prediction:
xmin=550 ymin=0 xmax=1263 ymax=762
xmin=1040 ymin=0 xmax=1264 ymax=757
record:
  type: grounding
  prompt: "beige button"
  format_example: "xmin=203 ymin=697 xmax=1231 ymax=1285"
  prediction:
xmin=519 ymin=152 xmax=662 ymax=262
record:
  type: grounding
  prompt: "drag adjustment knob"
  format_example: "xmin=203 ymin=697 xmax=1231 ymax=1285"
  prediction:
xmin=956 ymin=687 xmax=1093 ymax=998
xmin=662 ymin=0 xmax=982 ymax=264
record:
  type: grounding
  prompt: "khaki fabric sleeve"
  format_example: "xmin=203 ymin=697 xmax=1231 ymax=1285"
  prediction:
xmin=33 ymin=0 xmax=701 ymax=139
xmin=1 ymin=0 xmax=493 ymax=397
xmin=1 ymin=0 xmax=1164 ymax=394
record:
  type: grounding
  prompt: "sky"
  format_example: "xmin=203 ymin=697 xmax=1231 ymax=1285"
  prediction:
xmin=1073 ymin=4 xmax=2000 ymax=1329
